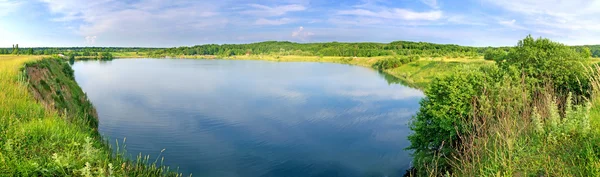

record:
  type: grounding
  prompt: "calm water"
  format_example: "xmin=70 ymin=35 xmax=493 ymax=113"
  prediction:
xmin=72 ymin=59 xmax=424 ymax=177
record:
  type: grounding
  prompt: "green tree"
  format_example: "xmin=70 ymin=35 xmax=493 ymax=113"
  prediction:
xmin=499 ymin=35 xmax=589 ymax=96
xmin=484 ymin=49 xmax=507 ymax=61
xmin=14 ymin=44 xmax=19 ymax=55
xmin=407 ymin=70 xmax=488 ymax=171
xmin=581 ymin=47 xmax=592 ymax=59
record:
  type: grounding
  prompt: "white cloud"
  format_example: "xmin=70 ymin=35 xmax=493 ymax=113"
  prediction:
xmin=242 ymin=4 xmax=306 ymax=17
xmin=337 ymin=8 xmax=442 ymax=21
xmin=255 ymin=18 xmax=294 ymax=25
xmin=498 ymin=19 xmax=526 ymax=30
xmin=482 ymin=0 xmax=600 ymax=44
xmin=39 ymin=0 xmax=227 ymax=45
xmin=291 ymin=26 xmax=314 ymax=41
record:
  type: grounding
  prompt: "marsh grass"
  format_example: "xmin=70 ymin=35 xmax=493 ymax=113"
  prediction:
xmin=0 ymin=55 xmax=184 ymax=176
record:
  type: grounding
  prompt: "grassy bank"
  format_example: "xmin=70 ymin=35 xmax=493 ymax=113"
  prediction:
xmin=0 ymin=55 xmax=181 ymax=176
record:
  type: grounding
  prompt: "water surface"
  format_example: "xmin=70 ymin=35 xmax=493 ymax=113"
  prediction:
xmin=73 ymin=59 xmax=423 ymax=177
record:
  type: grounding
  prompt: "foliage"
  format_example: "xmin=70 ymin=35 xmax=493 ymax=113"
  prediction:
xmin=372 ymin=55 xmax=419 ymax=70
xmin=409 ymin=36 xmax=598 ymax=176
xmin=148 ymin=41 xmax=486 ymax=57
xmin=573 ymin=45 xmax=600 ymax=57
xmin=0 ymin=47 xmax=160 ymax=55
xmin=483 ymin=48 xmax=507 ymax=61
xmin=407 ymin=69 xmax=489 ymax=170
xmin=498 ymin=35 xmax=589 ymax=96
xmin=11 ymin=44 xmax=19 ymax=55
xmin=452 ymin=81 xmax=600 ymax=177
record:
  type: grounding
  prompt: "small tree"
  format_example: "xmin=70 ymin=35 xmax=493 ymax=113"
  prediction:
xmin=499 ymin=35 xmax=589 ymax=96
xmin=581 ymin=47 xmax=592 ymax=59
xmin=12 ymin=44 xmax=19 ymax=55
xmin=408 ymin=70 xmax=488 ymax=171
xmin=484 ymin=49 xmax=507 ymax=61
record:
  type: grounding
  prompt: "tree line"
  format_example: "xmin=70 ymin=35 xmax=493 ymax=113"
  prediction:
xmin=148 ymin=41 xmax=486 ymax=57
xmin=0 ymin=47 xmax=161 ymax=55
xmin=2 ymin=42 xmax=598 ymax=59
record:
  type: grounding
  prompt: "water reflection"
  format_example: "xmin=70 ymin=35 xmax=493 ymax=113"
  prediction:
xmin=73 ymin=59 xmax=424 ymax=177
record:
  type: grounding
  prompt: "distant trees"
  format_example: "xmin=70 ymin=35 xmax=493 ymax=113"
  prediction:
xmin=11 ymin=44 xmax=19 ymax=55
xmin=1 ymin=40 xmax=597 ymax=59
xmin=580 ymin=47 xmax=592 ymax=59
xmin=372 ymin=56 xmax=419 ymax=70
xmin=0 ymin=47 xmax=161 ymax=56
xmin=573 ymin=45 xmax=600 ymax=58
xmin=98 ymin=52 xmax=113 ymax=60
xmin=483 ymin=49 xmax=507 ymax=61
xmin=148 ymin=41 xmax=486 ymax=58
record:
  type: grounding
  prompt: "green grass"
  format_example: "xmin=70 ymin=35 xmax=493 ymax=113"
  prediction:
xmin=0 ymin=55 xmax=183 ymax=176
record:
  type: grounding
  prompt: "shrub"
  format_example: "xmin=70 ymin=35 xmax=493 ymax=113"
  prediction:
xmin=498 ymin=35 xmax=589 ymax=97
xmin=407 ymin=69 xmax=489 ymax=171
xmin=372 ymin=55 xmax=419 ymax=70
xmin=483 ymin=49 xmax=507 ymax=61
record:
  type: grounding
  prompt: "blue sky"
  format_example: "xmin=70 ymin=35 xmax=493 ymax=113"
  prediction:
xmin=1 ymin=0 xmax=599 ymax=47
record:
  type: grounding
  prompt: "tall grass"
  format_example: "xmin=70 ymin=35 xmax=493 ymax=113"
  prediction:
xmin=426 ymin=66 xmax=600 ymax=176
xmin=0 ymin=55 xmax=184 ymax=176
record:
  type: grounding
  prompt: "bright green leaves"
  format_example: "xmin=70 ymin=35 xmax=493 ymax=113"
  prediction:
xmin=407 ymin=70 xmax=487 ymax=169
xmin=372 ymin=56 xmax=419 ymax=70
xmin=499 ymin=35 xmax=589 ymax=96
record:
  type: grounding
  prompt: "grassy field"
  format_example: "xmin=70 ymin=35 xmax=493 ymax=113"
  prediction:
xmin=0 ymin=55 xmax=182 ymax=176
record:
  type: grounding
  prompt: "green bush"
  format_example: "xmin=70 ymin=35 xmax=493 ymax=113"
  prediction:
xmin=407 ymin=70 xmax=488 ymax=170
xmin=372 ymin=55 xmax=419 ymax=70
xmin=498 ymin=35 xmax=589 ymax=96
xmin=483 ymin=49 xmax=507 ymax=61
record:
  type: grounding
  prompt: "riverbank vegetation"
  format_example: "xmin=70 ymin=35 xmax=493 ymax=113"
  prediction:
xmin=0 ymin=55 xmax=184 ymax=176
xmin=407 ymin=35 xmax=600 ymax=176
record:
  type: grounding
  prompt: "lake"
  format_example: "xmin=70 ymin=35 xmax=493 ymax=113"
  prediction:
xmin=72 ymin=59 xmax=424 ymax=177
